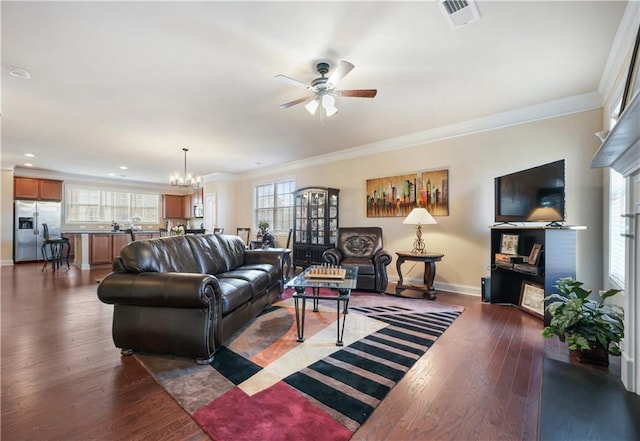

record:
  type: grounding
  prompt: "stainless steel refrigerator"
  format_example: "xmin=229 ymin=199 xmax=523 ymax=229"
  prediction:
xmin=14 ymin=200 xmax=63 ymax=262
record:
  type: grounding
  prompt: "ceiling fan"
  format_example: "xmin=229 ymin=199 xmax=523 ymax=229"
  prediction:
xmin=276 ymin=60 xmax=377 ymax=117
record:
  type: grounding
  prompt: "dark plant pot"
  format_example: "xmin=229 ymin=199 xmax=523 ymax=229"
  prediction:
xmin=569 ymin=343 xmax=609 ymax=367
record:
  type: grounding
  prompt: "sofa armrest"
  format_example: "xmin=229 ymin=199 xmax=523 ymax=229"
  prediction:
xmin=244 ymin=249 xmax=286 ymax=268
xmin=322 ymin=248 xmax=343 ymax=265
xmin=372 ymin=249 xmax=393 ymax=267
xmin=97 ymin=272 xmax=220 ymax=308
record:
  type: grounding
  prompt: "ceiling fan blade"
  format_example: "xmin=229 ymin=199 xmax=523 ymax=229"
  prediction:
xmin=327 ymin=60 xmax=355 ymax=87
xmin=275 ymin=74 xmax=309 ymax=88
xmin=336 ymin=89 xmax=378 ymax=98
xmin=279 ymin=96 xmax=314 ymax=109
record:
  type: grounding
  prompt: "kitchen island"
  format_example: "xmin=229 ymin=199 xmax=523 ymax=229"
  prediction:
xmin=63 ymin=230 xmax=160 ymax=270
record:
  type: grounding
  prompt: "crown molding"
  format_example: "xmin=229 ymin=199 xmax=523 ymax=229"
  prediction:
xmin=243 ymin=91 xmax=603 ymax=180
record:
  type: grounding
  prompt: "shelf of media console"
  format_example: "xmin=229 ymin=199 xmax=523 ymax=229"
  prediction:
xmin=489 ymin=224 xmax=587 ymax=230
xmin=494 ymin=261 xmax=543 ymax=277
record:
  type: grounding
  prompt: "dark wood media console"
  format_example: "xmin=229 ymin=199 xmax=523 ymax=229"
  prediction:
xmin=489 ymin=226 xmax=584 ymax=323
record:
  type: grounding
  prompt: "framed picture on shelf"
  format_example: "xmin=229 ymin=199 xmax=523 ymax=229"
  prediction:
xmin=500 ymin=234 xmax=519 ymax=255
xmin=527 ymin=243 xmax=543 ymax=266
xmin=519 ymin=281 xmax=545 ymax=319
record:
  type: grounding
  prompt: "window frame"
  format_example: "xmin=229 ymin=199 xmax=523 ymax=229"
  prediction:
xmin=253 ymin=178 xmax=295 ymax=234
xmin=65 ymin=185 xmax=160 ymax=224
xmin=608 ymin=169 xmax=626 ymax=288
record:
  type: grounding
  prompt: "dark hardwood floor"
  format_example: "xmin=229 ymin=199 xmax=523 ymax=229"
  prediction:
xmin=2 ymin=263 xmax=545 ymax=440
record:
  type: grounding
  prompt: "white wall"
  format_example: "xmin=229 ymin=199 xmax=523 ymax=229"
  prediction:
xmin=233 ymin=109 xmax=605 ymax=295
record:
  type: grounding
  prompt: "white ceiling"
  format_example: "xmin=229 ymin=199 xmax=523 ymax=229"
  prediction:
xmin=1 ymin=1 xmax=629 ymax=185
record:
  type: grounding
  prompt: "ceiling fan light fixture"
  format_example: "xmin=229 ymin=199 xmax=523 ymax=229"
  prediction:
xmin=322 ymin=94 xmax=338 ymax=117
xmin=305 ymin=99 xmax=319 ymax=115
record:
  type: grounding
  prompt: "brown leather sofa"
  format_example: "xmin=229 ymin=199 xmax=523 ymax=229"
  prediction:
xmin=322 ymin=227 xmax=392 ymax=293
xmin=97 ymin=234 xmax=285 ymax=364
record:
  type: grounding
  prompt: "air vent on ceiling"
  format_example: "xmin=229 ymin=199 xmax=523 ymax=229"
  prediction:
xmin=438 ymin=0 xmax=480 ymax=30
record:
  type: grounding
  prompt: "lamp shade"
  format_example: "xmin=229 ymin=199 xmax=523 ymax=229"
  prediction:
xmin=403 ymin=208 xmax=437 ymax=225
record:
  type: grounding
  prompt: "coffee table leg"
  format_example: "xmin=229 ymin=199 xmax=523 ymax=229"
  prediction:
xmin=294 ymin=287 xmax=307 ymax=343
xmin=312 ymin=287 xmax=320 ymax=311
xmin=338 ymin=288 xmax=350 ymax=314
xmin=336 ymin=297 xmax=350 ymax=346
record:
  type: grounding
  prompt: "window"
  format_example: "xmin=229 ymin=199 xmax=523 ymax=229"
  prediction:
xmin=66 ymin=186 xmax=160 ymax=223
xmin=609 ymin=170 xmax=625 ymax=287
xmin=254 ymin=178 xmax=295 ymax=233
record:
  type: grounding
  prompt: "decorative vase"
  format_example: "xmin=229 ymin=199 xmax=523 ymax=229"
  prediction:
xmin=569 ymin=342 xmax=609 ymax=367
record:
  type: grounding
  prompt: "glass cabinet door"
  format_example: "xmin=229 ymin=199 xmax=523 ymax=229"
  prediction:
xmin=328 ymin=192 xmax=339 ymax=246
xmin=295 ymin=193 xmax=308 ymax=243
xmin=309 ymin=191 xmax=325 ymax=245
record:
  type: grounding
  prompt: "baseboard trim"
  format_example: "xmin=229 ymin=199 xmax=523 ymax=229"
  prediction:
xmin=388 ymin=276 xmax=480 ymax=297
xmin=1 ymin=259 xmax=15 ymax=266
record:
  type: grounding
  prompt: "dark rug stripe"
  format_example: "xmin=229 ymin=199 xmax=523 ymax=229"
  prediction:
xmin=373 ymin=316 xmax=446 ymax=337
xmin=350 ymin=306 xmax=412 ymax=314
xmin=285 ymin=372 xmax=375 ymax=424
xmin=349 ymin=341 xmax=416 ymax=368
xmin=329 ymin=349 xmax=406 ymax=382
xmin=391 ymin=314 xmax=449 ymax=331
xmin=377 ymin=327 xmax=436 ymax=347
xmin=307 ymin=359 xmax=390 ymax=401
xmin=209 ymin=347 xmax=262 ymax=385
xmin=415 ymin=311 xmax=459 ymax=324
xmin=365 ymin=334 xmax=425 ymax=356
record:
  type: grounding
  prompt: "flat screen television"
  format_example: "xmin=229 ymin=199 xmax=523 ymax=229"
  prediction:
xmin=494 ymin=159 xmax=566 ymax=224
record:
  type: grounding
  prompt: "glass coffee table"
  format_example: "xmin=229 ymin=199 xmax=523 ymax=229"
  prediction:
xmin=284 ymin=266 xmax=358 ymax=346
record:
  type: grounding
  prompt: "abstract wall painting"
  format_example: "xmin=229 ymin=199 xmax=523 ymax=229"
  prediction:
xmin=366 ymin=169 xmax=449 ymax=218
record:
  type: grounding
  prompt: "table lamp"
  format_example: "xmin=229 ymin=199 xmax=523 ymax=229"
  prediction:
xmin=526 ymin=206 xmax=563 ymax=227
xmin=403 ymin=207 xmax=437 ymax=254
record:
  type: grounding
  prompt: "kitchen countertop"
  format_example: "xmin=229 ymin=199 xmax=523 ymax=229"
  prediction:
xmin=62 ymin=230 xmax=160 ymax=234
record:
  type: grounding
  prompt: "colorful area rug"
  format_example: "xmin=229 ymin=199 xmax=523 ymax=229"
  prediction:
xmin=135 ymin=291 xmax=463 ymax=440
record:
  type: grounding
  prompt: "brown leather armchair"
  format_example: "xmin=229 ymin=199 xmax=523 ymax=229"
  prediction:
xmin=322 ymin=227 xmax=392 ymax=293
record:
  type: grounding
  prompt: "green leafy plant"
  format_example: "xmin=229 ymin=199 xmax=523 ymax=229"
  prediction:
xmin=257 ymin=220 xmax=269 ymax=234
xmin=542 ymin=277 xmax=624 ymax=356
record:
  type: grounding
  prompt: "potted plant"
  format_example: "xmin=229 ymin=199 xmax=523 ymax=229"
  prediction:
xmin=542 ymin=277 xmax=624 ymax=366
xmin=257 ymin=221 xmax=269 ymax=239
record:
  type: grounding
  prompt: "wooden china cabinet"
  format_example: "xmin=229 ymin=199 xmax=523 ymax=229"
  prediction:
xmin=292 ymin=187 xmax=339 ymax=270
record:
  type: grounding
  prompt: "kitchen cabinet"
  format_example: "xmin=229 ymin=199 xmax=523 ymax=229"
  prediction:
xmin=163 ymin=194 xmax=184 ymax=219
xmin=89 ymin=234 xmax=113 ymax=265
xmin=193 ymin=187 xmax=203 ymax=206
xmin=14 ymin=177 xmax=63 ymax=201
xmin=183 ymin=193 xmax=192 ymax=219
xmin=112 ymin=234 xmax=130 ymax=258
xmin=89 ymin=233 xmax=140 ymax=264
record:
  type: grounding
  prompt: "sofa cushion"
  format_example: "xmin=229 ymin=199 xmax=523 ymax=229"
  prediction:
xmin=185 ymin=234 xmax=230 ymax=275
xmin=341 ymin=257 xmax=375 ymax=275
xmin=217 ymin=268 xmax=271 ymax=298
xmin=239 ymin=263 xmax=278 ymax=284
xmin=217 ymin=278 xmax=253 ymax=315
xmin=213 ymin=234 xmax=247 ymax=270
xmin=119 ymin=236 xmax=202 ymax=273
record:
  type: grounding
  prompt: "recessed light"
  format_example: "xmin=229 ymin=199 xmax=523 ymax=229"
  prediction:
xmin=108 ymin=173 xmax=115 ymax=177
xmin=24 ymin=153 xmax=35 ymax=158
xmin=24 ymin=163 xmax=33 ymax=167
xmin=9 ymin=67 xmax=31 ymax=80
xmin=119 ymin=166 xmax=128 ymax=170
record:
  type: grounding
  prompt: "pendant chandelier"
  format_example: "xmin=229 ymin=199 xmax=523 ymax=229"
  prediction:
xmin=170 ymin=148 xmax=201 ymax=189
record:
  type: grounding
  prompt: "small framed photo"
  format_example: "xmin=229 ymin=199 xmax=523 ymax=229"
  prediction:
xmin=519 ymin=281 xmax=545 ymax=319
xmin=527 ymin=243 xmax=543 ymax=266
xmin=500 ymin=234 xmax=519 ymax=255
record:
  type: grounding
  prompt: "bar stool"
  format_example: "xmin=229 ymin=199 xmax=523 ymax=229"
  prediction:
xmin=41 ymin=223 xmax=70 ymax=271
